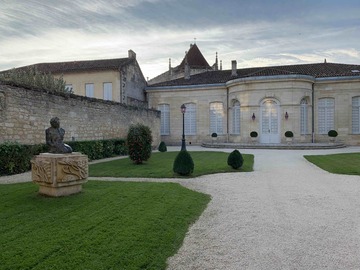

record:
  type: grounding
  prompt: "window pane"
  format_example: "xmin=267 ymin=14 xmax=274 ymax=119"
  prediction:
xmin=103 ymin=83 xmax=112 ymax=101
xmin=210 ymin=102 xmax=223 ymax=134
xmin=318 ymin=98 xmax=334 ymax=134
xmin=232 ymin=101 xmax=240 ymax=134
xmin=185 ymin=103 xmax=196 ymax=135
xmin=158 ymin=104 xmax=170 ymax=135
xmin=352 ymin=97 xmax=360 ymax=134
xmin=85 ymin=83 xmax=94 ymax=98
xmin=300 ymin=98 xmax=308 ymax=134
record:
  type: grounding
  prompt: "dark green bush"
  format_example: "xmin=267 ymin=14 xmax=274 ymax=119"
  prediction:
xmin=0 ymin=142 xmax=46 ymax=175
xmin=227 ymin=149 xmax=244 ymax=169
xmin=158 ymin=141 xmax=167 ymax=152
xmin=328 ymin=130 xmax=338 ymax=137
xmin=285 ymin=131 xmax=294 ymax=138
xmin=127 ymin=123 xmax=153 ymax=164
xmin=173 ymin=151 xmax=194 ymax=176
xmin=0 ymin=139 xmax=127 ymax=175
xmin=211 ymin=133 xmax=218 ymax=138
xmin=113 ymin=140 xmax=128 ymax=156
xmin=250 ymin=131 xmax=258 ymax=138
xmin=68 ymin=139 xmax=127 ymax=160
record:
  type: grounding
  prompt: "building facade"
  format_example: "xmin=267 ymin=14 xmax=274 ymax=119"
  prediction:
xmin=8 ymin=50 xmax=147 ymax=106
xmin=147 ymin=48 xmax=360 ymax=145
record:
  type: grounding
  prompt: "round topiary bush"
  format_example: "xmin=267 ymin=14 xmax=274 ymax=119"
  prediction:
xmin=285 ymin=131 xmax=294 ymax=138
xmin=158 ymin=141 xmax=167 ymax=152
xmin=126 ymin=123 xmax=153 ymax=164
xmin=227 ymin=149 xmax=244 ymax=169
xmin=328 ymin=130 xmax=338 ymax=137
xmin=250 ymin=131 xmax=258 ymax=138
xmin=211 ymin=133 xmax=218 ymax=138
xmin=173 ymin=151 xmax=194 ymax=176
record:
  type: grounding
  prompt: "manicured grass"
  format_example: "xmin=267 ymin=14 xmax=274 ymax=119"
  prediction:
xmin=304 ymin=152 xmax=360 ymax=175
xmin=89 ymin=151 xmax=254 ymax=178
xmin=0 ymin=181 xmax=210 ymax=270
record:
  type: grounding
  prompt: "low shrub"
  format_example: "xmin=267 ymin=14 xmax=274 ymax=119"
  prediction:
xmin=0 ymin=139 xmax=127 ymax=175
xmin=211 ymin=133 xmax=218 ymax=138
xmin=68 ymin=139 xmax=127 ymax=160
xmin=285 ymin=131 xmax=294 ymax=138
xmin=127 ymin=123 xmax=153 ymax=164
xmin=328 ymin=130 xmax=338 ymax=137
xmin=250 ymin=131 xmax=258 ymax=138
xmin=0 ymin=142 xmax=46 ymax=175
xmin=173 ymin=151 xmax=194 ymax=176
xmin=158 ymin=141 xmax=167 ymax=152
xmin=227 ymin=149 xmax=244 ymax=169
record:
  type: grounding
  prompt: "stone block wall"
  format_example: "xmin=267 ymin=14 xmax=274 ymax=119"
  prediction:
xmin=0 ymin=83 xmax=160 ymax=147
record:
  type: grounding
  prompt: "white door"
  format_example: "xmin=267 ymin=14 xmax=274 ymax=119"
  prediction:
xmin=260 ymin=100 xmax=280 ymax=143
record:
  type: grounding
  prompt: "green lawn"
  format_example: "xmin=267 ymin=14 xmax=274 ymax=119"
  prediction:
xmin=89 ymin=151 xmax=254 ymax=178
xmin=304 ymin=152 xmax=360 ymax=175
xmin=0 ymin=181 xmax=210 ymax=270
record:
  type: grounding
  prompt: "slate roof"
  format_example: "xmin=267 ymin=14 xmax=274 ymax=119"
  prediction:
xmin=150 ymin=62 xmax=360 ymax=87
xmin=7 ymin=58 xmax=133 ymax=74
xmin=178 ymin=44 xmax=211 ymax=70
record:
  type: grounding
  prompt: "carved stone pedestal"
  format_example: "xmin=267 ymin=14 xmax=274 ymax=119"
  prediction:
xmin=31 ymin=152 xmax=88 ymax=197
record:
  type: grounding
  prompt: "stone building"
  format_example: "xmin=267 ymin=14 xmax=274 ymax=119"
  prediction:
xmin=146 ymin=46 xmax=360 ymax=146
xmin=148 ymin=43 xmax=218 ymax=85
xmin=5 ymin=50 xmax=147 ymax=106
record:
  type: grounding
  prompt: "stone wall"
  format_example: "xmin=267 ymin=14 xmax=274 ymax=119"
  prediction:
xmin=0 ymin=83 xmax=160 ymax=147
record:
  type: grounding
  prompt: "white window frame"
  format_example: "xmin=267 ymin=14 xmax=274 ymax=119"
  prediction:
xmin=210 ymin=102 xmax=224 ymax=135
xmin=85 ymin=83 xmax=94 ymax=98
xmin=318 ymin=98 xmax=334 ymax=134
xmin=184 ymin=103 xmax=196 ymax=135
xmin=300 ymin=98 xmax=308 ymax=135
xmin=352 ymin=96 xmax=360 ymax=134
xmin=232 ymin=101 xmax=240 ymax=134
xmin=65 ymin=84 xmax=73 ymax=92
xmin=103 ymin=82 xmax=112 ymax=101
xmin=158 ymin=104 xmax=170 ymax=135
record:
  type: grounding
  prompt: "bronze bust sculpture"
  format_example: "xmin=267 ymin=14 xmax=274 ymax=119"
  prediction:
xmin=45 ymin=117 xmax=72 ymax=154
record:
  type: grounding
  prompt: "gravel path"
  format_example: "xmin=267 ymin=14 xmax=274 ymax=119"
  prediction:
xmin=2 ymin=146 xmax=360 ymax=269
xmin=165 ymin=147 xmax=360 ymax=270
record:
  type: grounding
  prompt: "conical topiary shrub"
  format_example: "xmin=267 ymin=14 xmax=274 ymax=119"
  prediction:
xmin=173 ymin=151 xmax=194 ymax=176
xmin=158 ymin=141 xmax=167 ymax=152
xmin=227 ymin=149 xmax=244 ymax=169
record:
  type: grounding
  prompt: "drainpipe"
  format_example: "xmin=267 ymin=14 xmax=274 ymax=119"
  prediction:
xmin=312 ymin=82 xmax=315 ymax=143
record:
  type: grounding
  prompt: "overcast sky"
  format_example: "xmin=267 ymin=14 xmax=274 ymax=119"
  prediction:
xmin=1 ymin=0 xmax=359 ymax=79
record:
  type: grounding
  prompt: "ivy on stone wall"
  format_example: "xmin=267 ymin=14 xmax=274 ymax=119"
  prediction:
xmin=0 ymin=66 xmax=71 ymax=94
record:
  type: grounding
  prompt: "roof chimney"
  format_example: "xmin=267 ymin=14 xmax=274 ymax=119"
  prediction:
xmin=128 ymin=50 xmax=136 ymax=59
xmin=231 ymin=60 xmax=237 ymax=76
xmin=215 ymin=52 xmax=218 ymax=71
xmin=220 ymin=60 xmax=222 ymax=70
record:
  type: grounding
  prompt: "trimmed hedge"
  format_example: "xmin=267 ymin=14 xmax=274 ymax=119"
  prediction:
xmin=0 ymin=139 xmax=127 ymax=176
xmin=158 ymin=141 xmax=167 ymax=152
xmin=173 ymin=151 xmax=194 ymax=176
xmin=126 ymin=124 xmax=153 ymax=164
xmin=227 ymin=149 xmax=244 ymax=169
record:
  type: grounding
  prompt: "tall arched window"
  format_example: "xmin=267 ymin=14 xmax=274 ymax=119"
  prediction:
xmin=232 ymin=101 xmax=240 ymax=134
xmin=300 ymin=98 xmax=308 ymax=135
xmin=185 ymin=103 xmax=196 ymax=135
xmin=210 ymin=102 xmax=224 ymax=134
xmin=158 ymin=104 xmax=170 ymax=135
xmin=318 ymin=98 xmax=334 ymax=134
xmin=352 ymin=97 xmax=360 ymax=134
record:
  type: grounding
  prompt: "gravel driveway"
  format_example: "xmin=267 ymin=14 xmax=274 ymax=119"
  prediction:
xmin=2 ymin=146 xmax=360 ymax=269
xmin=164 ymin=147 xmax=360 ymax=270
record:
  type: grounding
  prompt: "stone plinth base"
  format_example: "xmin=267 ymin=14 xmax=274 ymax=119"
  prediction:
xmin=31 ymin=152 xmax=88 ymax=197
